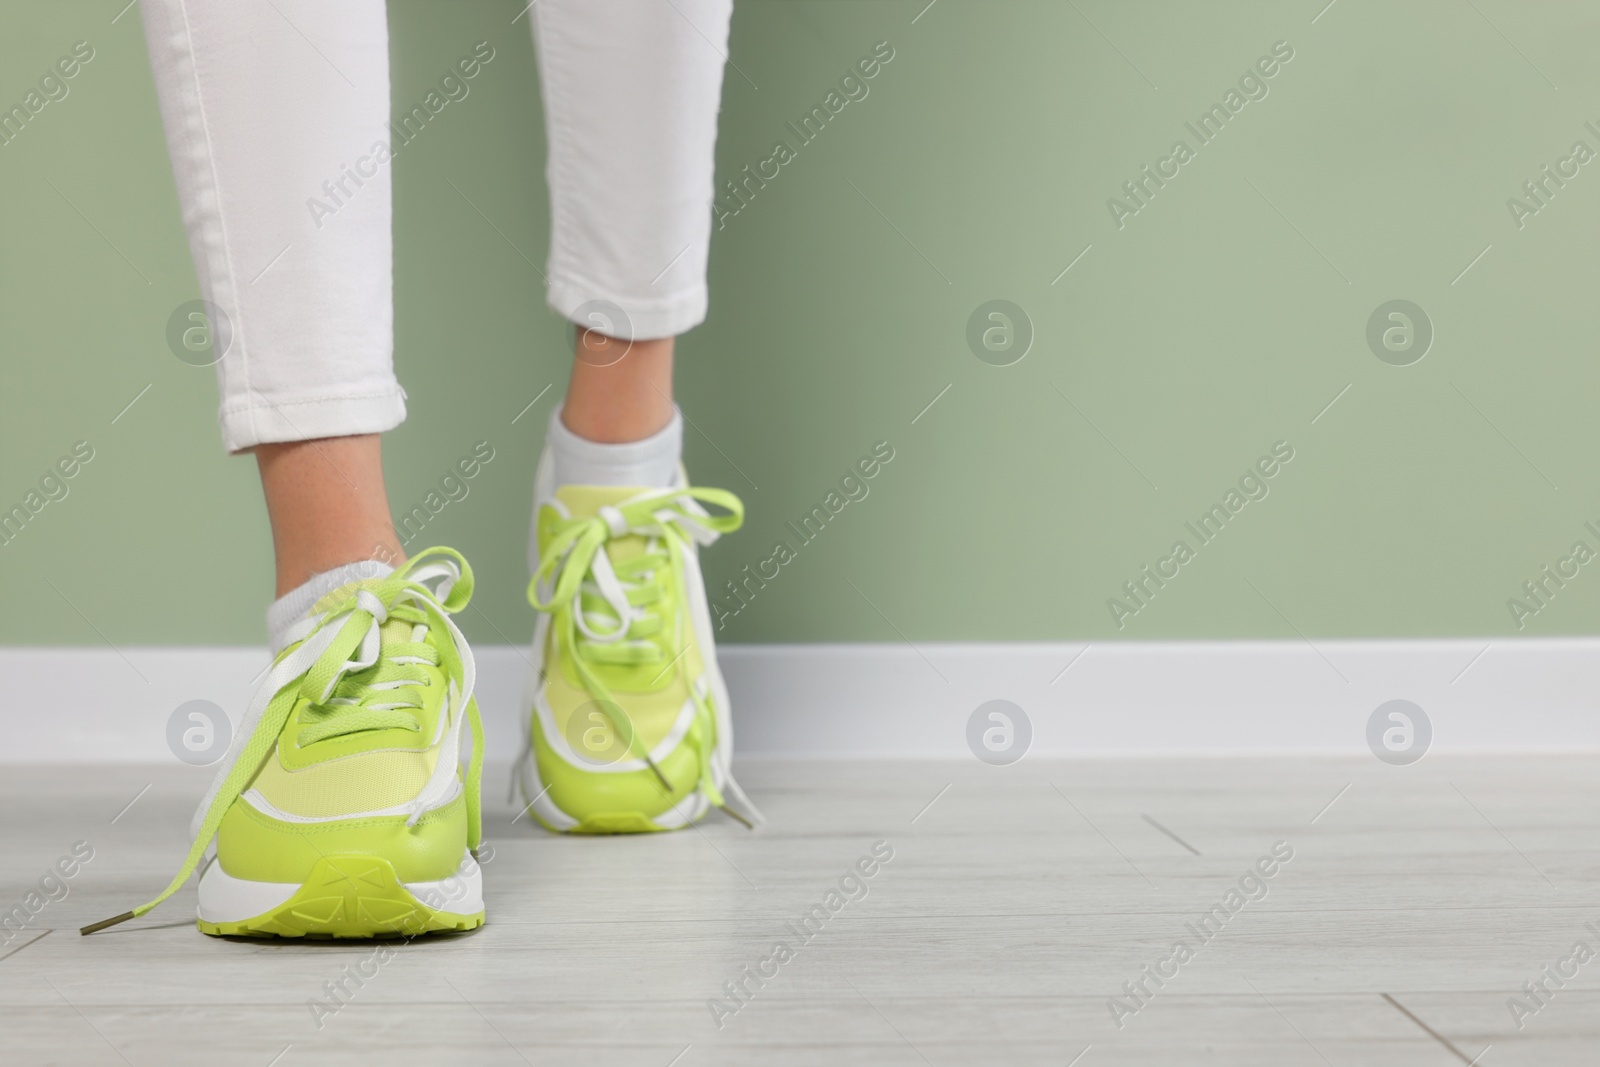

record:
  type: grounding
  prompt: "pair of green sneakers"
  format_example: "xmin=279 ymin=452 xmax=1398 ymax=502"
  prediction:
xmin=82 ymin=465 xmax=757 ymax=940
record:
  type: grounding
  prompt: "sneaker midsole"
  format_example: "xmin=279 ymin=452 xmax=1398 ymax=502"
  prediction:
xmin=195 ymin=851 xmax=483 ymax=923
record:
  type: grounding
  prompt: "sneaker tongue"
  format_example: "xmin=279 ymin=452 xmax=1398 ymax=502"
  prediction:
xmin=307 ymin=579 xmax=423 ymax=645
xmin=309 ymin=576 xmax=389 ymax=617
xmin=553 ymin=484 xmax=659 ymax=518
xmin=380 ymin=617 xmax=416 ymax=645
xmin=554 ymin=485 xmax=661 ymax=565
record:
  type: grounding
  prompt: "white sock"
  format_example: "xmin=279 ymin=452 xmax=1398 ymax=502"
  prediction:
xmin=547 ymin=406 xmax=682 ymax=488
xmin=266 ymin=559 xmax=394 ymax=653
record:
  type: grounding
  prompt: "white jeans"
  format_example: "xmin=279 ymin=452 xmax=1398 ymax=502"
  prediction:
xmin=139 ymin=0 xmax=732 ymax=452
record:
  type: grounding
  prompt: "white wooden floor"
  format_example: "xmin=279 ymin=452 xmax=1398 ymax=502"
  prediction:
xmin=1 ymin=756 xmax=1595 ymax=1065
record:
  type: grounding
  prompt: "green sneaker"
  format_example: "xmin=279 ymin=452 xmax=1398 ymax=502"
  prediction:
xmin=514 ymin=455 xmax=762 ymax=833
xmin=82 ymin=548 xmax=486 ymax=939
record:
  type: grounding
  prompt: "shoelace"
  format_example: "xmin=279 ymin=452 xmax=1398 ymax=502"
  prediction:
xmin=81 ymin=548 xmax=484 ymax=935
xmin=521 ymin=486 xmax=762 ymax=827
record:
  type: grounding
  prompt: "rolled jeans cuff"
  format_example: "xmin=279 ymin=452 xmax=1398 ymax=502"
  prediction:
xmin=217 ymin=386 xmax=408 ymax=453
xmin=546 ymin=271 xmax=709 ymax=342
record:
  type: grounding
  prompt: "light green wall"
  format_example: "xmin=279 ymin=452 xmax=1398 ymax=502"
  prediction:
xmin=4 ymin=0 xmax=1600 ymax=646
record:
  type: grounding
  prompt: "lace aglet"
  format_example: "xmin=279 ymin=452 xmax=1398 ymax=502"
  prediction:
xmin=719 ymin=803 xmax=756 ymax=831
xmin=80 ymin=910 xmax=137 ymax=936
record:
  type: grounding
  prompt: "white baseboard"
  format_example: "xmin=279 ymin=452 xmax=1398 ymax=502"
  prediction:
xmin=4 ymin=639 xmax=1597 ymax=763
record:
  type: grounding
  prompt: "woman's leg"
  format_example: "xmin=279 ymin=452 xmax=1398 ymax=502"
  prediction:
xmin=256 ymin=436 xmax=401 ymax=595
xmin=560 ymin=335 xmax=675 ymax=442
xmin=519 ymin=0 xmax=759 ymax=832
xmin=96 ymin=0 xmax=487 ymax=940
xmin=139 ymin=0 xmax=404 ymax=596
xmin=531 ymin=0 xmax=732 ymax=445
